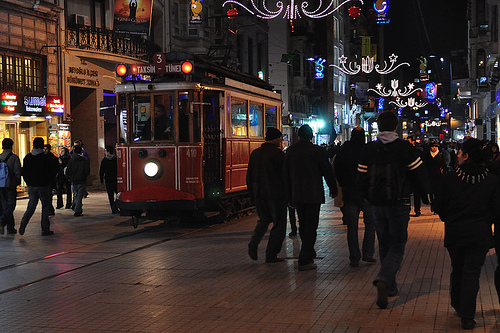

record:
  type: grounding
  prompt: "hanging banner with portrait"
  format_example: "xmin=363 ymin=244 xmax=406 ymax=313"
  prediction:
xmin=114 ymin=0 xmax=154 ymax=35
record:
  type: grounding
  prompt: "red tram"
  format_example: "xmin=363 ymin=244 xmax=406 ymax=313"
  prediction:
xmin=115 ymin=53 xmax=282 ymax=225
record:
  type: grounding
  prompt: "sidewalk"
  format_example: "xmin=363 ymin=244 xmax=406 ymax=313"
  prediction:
xmin=0 ymin=193 xmax=498 ymax=332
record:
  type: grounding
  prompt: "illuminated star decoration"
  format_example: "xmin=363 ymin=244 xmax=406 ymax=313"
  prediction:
xmin=368 ymin=80 xmax=428 ymax=110
xmin=222 ymin=0 xmax=363 ymax=20
xmin=330 ymin=53 xmax=410 ymax=75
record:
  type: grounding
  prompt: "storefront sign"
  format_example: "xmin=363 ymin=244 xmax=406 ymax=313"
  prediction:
xmin=1 ymin=92 xmax=17 ymax=112
xmin=24 ymin=95 xmax=46 ymax=113
xmin=47 ymin=97 xmax=64 ymax=113
xmin=67 ymin=66 xmax=100 ymax=86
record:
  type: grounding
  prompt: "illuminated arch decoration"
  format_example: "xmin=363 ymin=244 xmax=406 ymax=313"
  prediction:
xmin=368 ymin=80 xmax=428 ymax=110
xmin=222 ymin=0 xmax=363 ymax=20
xmin=330 ymin=53 xmax=409 ymax=75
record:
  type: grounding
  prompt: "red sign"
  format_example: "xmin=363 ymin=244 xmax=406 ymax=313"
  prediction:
xmin=129 ymin=61 xmax=194 ymax=75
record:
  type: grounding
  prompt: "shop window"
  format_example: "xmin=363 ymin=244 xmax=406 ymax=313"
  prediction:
xmin=249 ymin=102 xmax=263 ymax=137
xmin=265 ymin=105 xmax=277 ymax=129
xmin=231 ymin=98 xmax=247 ymax=136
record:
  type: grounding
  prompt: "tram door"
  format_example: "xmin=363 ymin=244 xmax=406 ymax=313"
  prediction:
xmin=202 ymin=91 xmax=221 ymax=206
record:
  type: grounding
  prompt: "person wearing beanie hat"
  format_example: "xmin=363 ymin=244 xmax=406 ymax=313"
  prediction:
xmin=246 ymin=127 xmax=287 ymax=263
xmin=284 ymin=124 xmax=337 ymax=271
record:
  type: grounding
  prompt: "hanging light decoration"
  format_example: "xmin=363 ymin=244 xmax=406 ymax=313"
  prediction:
xmin=330 ymin=53 xmax=410 ymax=75
xmin=348 ymin=6 xmax=361 ymax=19
xmin=222 ymin=0 xmax=363 ymax=20
xmin=368 ymin=80 xmax=428 ymax=110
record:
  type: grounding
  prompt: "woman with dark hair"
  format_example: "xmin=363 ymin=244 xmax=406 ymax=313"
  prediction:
xmin=56 ymin=147 xmax=72 ymax=209
xmin=434 ymin=138 xmax=500 ymax=330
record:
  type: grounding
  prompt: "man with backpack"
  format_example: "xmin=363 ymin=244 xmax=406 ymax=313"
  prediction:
xmin=357 ymin=112 xmax=431 ymax=309
xmin=0 ymin=138 xmax=21 ymax=235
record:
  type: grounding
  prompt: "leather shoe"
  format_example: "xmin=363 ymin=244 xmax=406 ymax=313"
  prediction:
xmin=288 ymin=231 xmax=297 ymax=237
xmin=388 ymin=288 xmax=399 ymax=297
xmin=350 ymin=261 xmax=359 ymax=267
xmin=248 ymin=243 xmax=258 ymax=260
xmin=265 ymin=257 xmax=285 ymax=263
xmin=461 ymin=318 xmax=476 ymax=330
xmin=56 ymin=205 xmax=63 ymax=209
xmin=298 ymin=263 xmax=317 ymax=271
xmin=362 ymin=257 xmax=376 ymax=263
xmin=7 ymin=229 xmax=17 ymax=235
xmin=19 ymin=222 xmax=27 ymax=236
xmin=375 ymin=281 xmax=389 ymax=309
xmin=41 ymin=230 xmax=54 ymax=236
xmin=74 ymin=213 xmax=83 ymax=217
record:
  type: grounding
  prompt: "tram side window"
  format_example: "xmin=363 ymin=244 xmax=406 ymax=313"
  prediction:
xmin=249 ymin=103 xmax=263 ymax=137
xmin=132 ymin=96 xmax=151 ymax=141
xmin=153 ymin=94 xmax=174 ymax=141
xmin=179 ymin=94 xmax=190 ymax=142
xmin=118 ymin=94 xmax=128 ymax=143
xmin=231 ymin=98 xmax=247 ymax=136
xmin=265 ymin=105 xmax=277 ymax=129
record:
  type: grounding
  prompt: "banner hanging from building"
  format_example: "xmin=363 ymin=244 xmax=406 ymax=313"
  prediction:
xmin=113 ymin=0 xmax=153 ymax=35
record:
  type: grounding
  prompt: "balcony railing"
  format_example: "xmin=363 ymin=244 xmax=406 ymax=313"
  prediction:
xmin=66 ymin=26 xmax=161 ymax=61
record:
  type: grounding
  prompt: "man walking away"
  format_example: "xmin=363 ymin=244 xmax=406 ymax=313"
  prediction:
xmin=19 ymin=137 xmax=56 ymax=236
xmin=247 ymin=127 xmax=287 ymax=263
xmin=43 ymin=144 xmax=59 ymax=216
xmin=66 ymin=145 xmax=90 ymax=217
xmin=357 ymin=112 xmax=431 ymax=309
xmin=334 ymin=127 xmax=376 ymax=267
xmin=0 ymin=138 xmax=21 ymax=235
xmin=100 ymin=146 xmax=119 ymax=214
xmin=284 ymin=124 xmax=337 ymax=271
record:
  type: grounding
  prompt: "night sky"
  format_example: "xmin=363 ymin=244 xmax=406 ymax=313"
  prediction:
xmin=382 ymin=0 xmax=468 ymax=59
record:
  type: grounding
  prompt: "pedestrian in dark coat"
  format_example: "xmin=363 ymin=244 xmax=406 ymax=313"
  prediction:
xmin=56 ymin=147 xmax=72 ymax=209
xmin=334 ymin=127 xmax=376 ymax=267
xmin=43 ymin=144 xmax=59 ymax=216
xmin=434 ymin=138 xmax=500 ymax=330
xmin=0 ymin=138 xmax=21 ymax=235
xmin=424 ymin=140 xmax=446 ymax=211
xmin=99 ymin=146 xmax=118 ymax=214
xmin=246 ymin=127 xmax=287 ymax=263
xmin=66 ymin=145 xmax=90 ymax=217
xmin=20 ymin=137 xmax=57 ymax=236
xmin=284 ymin=124 xmax=337 ymax=271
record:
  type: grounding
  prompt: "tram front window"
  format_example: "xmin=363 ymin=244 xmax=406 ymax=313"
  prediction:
xmin=132 ymin=96 xmax=151 ymax=141
xmin=153 ymin=94 xmax=174 ymax=141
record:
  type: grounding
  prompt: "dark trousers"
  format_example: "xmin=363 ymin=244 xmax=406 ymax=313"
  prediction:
xmin=0 ymin=187 xmax=17 ymax=232
xmin=289 ymin=207 xmax=297 ymax=233
xmin=413 ymin=191 xmax=421 ymax=213
xmin=21 ymin=186 xmax=51 ymax=232
xmin=57 ymin=178 xmax=72 ymax=208
xmin=296 ymin=203 xmax=321 ymax=266
xmin=250 ymin=197 xmax=287 ymax=259
xmin=447 ymin=246 xmax=489 ymax=320
xmin=341 ymin=200 xmax=376 ymax=263
xmin=105 ymin=182 xmax=118 ymax=213
xmin=372 ymin=205 xmax=410 ymax=293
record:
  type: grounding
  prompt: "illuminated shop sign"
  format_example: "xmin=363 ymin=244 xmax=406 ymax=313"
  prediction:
xmin=373 ymin=0 xmax=390 ymax=24
xmin=314 ymin=58 xmax=326 ymax=79
xmin=47 ymin=97 xmax=64 ymax=113
xmin=1 ymin=92 xmax=17 ymax=112
xmin=24 ymin=95 xmax=46 ymax=113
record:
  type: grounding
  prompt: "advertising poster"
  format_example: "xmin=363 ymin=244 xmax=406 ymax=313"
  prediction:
xmin=114 ymin=0 xmax=153 ymax=35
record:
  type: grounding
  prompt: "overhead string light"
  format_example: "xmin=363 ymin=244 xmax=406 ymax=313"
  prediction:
xmin=330 ymin=54 xmax=410 ymax=75
xmin=222 ymin=0 xmax=363 ymax=20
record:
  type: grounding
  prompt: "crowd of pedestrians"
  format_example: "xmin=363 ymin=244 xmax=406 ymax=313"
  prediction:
xmin=0 ymin=137 xmax=118 ymax=236
xmin=246 ymin=112 xmax=500 ymax=330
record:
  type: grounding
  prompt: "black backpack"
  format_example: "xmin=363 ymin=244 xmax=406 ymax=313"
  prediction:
xmin=366 ymin=141 xmax=406 ymax=205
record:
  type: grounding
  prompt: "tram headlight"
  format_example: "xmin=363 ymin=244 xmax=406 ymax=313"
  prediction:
xmin=143 ymin=158 xmax=163 ymax=180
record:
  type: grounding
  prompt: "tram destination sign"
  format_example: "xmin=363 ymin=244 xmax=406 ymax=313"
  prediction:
xmin=129 ymin=61 xmax=193 ymax=75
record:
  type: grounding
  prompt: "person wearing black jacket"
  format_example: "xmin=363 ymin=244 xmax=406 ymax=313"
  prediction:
xmin=334 ymin=127 xmax=376 ymax=267
xmin=43 ymin=144 xmax=59 ymax=216
xmin=56 ymin=147 xmax=72 ymax=209
xmin=99 ymin=146 xmax=118 ymax=214
xmin=19 ymin=137 xmax=57 ymax=236
xmin=246 ymin=128 xmax=287 ymax=263
xmin=435 ymin=138 xmax=500 ymax=330
xmin=284 ymin=125 xmax=337 ymax=271
xmin=66 ymin=145 xmax=90 ymax=217
xmin=357 ymin=112 xmax=431 ymax=309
